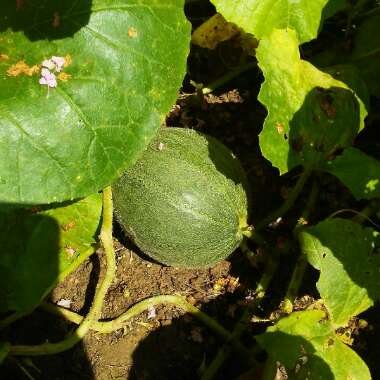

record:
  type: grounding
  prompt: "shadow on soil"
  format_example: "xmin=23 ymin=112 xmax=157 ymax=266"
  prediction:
xmin=0 ymin=210 xmax=94 ymax=379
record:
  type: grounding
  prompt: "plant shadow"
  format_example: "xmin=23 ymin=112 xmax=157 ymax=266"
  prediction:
xmin=127 ymin=254 xmax=335 ymax=380
xmin=0 ymin=211 xmax=94 ymax=379
xmin=0 ymin=0 xmax=92 ymax=41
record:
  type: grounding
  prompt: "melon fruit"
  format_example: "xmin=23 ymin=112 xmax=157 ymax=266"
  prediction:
xmin=112 ymin=127 xmax=250 ymax=268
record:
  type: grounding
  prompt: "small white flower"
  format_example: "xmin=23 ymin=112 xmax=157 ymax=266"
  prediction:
xmin=42 ymin=58 xmax=55 ymax=70
xmin=147 ymin=305 xmax=156 ymax=319
xmin=51 ymin=56 xmax=65 ymax=72
xmin=39 ymin=68 xmax=57 ymax=88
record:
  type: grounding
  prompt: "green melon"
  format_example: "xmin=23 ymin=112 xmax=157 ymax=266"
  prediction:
xmin=112 ymin=127 xmax=250 ymax=268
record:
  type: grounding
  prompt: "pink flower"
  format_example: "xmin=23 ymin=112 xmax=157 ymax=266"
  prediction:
xmin=39 ymin=68 xmax=57 ymax=88
xmin=51 ymin=56 xmax=65 ymax=72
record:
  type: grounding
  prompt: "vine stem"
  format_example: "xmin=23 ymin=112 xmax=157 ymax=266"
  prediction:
xmin=9 ymin=186 xmax=116 ymax=356
xmin=281 ymin=178 xmax=319 ymax=313
xmin=200 ymin=256 xmax=278 ymax=380
xmin=255 ymin=168 xmax=313 ymax=231
xmin=40 ymin=294 xmax=252 ymax=358
xmin=201 ymin=62 xmax=257 ymax=95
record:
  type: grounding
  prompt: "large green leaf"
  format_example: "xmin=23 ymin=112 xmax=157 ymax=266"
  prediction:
xmin=256 ymin=29 xmax=367 ymax=174
xmin=299 ymin=219 xmax=380 ymax=327
xmin=323 ymin=147 xmax=380 ymax=200
xmin=257 ymin=310 xmax=371 ymax=380
xmin=211 ymin=0 xmax=330 ymax=43
xmin=0 ymin=194 xmax=102 ymax=313
xmin=0 ymin=0 xmax=190 ymax=208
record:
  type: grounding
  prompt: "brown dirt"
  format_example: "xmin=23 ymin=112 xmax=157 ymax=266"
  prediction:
xmin=2 ymin=236 xmax=265 ymax=380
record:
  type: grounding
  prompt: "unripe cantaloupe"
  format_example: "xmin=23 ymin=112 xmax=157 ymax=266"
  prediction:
xmin=112 ymin=127 xmax=249 ymax=268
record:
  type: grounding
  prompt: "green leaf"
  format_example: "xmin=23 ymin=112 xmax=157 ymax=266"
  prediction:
xmin=299 ymin=219 xmax=380 ymax=327
xmin=257 ymin=310 xmax=371 ymax=380
xmin=211 ymin=0 xmax=330 ymax=43
xmin=323 ymin=147 xmax=380 ymax=200
xmin=0 ymin=0 xmax=190 ymax=208
xmin=0 ymin=194 xmax=102 ymax=313
xmin=350 ymin=14 xmax=380 ymax=99
xmin=43 ymin=193 xmax=102 ymax=281
xmin=256 ymin=29 xmax=367 ymax=174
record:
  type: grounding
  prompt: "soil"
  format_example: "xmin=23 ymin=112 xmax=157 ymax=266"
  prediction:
xmin=1 ymin=1 xmax=380 ymax=379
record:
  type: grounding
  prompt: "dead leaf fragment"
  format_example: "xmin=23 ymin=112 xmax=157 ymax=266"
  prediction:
xmin=61 ymin=221 xmax=75 ymax=231
xmin=276 ymin=122 xmax=285 ymax=134
xmin=52 ymin=12 xmax=60 ymax=28
xmin=64 ymin=54 xmax=72 ymax=68
xmin=64 ymin=246 xmax=76 ymax=257
xmin=6 ymin=60 xmax=40 ymax=76
xmin=320 ymin=97 xmax=336 ymax=119
xmin=58 ymin=72 xmax=71 ymax=81
xmin=0 ymin=54 xmax=9 ymax=61
xmin=16 ymin=0 xmax=25 ymax=11
xmin=192 ymin=13 xmax=239 ymax=49
xmin=128 ymin=27 xmax=138 ymax=38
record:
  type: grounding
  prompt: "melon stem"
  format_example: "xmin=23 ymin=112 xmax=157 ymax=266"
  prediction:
xmin=240 ymin=224 xmax=268 ymax=247
xmin=281 ymin=179 xmax=319 ymax=314
xmin=255 ymin=168 xmax=313 ymax=231
xmin=39 ymin=295 xmax=252 ymax=358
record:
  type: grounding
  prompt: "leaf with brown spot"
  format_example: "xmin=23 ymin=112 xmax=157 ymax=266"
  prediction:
xmin=257 ymin=310 xmax=371 ymax=379
xmin=128 ymin=27 xmax=138 ymax=38
xmin=57 ymin=72 xmax=71 ymax=81
xmin=0 ymin=0 xmax=191 ymax=208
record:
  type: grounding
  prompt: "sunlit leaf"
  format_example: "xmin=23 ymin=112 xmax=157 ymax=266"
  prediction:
xmin=256 ymin=29 xmax=367 ymax=173
xmin=257 ymin=310 xmax=371 ymax=380
xmin=211 ymin=0 xmax=331 ymax=43
xmin=323 ymin=147 xmax=380 ymax=200
xmin=0 ymin=0 xmax=190 ymax=208
xmin=299 ymin=219 xmax=380 ymax=327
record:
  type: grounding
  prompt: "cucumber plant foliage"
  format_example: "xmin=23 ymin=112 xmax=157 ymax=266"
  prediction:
xmin=1 ymin=0 xmax=380 ymax=378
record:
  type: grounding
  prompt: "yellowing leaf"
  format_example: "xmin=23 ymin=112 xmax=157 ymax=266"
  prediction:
xmin=256 ymin=29 xmax=367 ymax=174
xmin=192 ymin=13 xmax=239 ymax=49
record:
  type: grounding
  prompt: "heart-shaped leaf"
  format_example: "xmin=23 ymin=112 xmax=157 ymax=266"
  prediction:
xmin=299 ymin=219 xmax=380 ymax=327
xmin=0 ymin=0 xmax=190 ymax=208
xmin=257 ymin=310 xmax=371 ymax=380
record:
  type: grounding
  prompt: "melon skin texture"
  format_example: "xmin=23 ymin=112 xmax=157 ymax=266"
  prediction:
xmin=112 ymin=127 xmax=249 ymax=268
